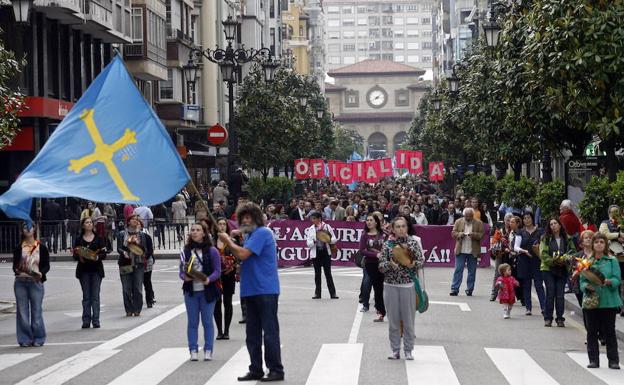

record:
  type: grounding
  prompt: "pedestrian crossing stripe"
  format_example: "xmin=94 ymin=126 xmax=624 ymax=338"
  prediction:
xmin=1 ymin=346 xmax=618 ymax=385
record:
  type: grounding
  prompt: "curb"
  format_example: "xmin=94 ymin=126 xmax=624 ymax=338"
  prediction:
xmin=564 ymin=294 xmax=624 ymax=343
xmin=0 ymin=253 xmax=181 ymax=263
xmin=0 ymin=300 xmax=16 ymax=314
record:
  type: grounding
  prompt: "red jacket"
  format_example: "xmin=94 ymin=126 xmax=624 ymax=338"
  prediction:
xmin=560 ymin=211 xmax=582 ymax=237
xmin=496 ymin=276 xmax=519 ymax=304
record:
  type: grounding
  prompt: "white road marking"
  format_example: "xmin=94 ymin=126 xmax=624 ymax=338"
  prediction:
xmin=0 ymin=353 xmax=41 ymax=372
xmin=95 ymin=303 xmax=186 ymax=350
xmin=567 ymin=352 xmax=624 ymax=385
xmin=64 ymin=310 xmax=106 ymax=318
xmin=305 ymin=344 xmax=363 ymax=385
xmin=0 ymin=341 xmax=107 ymax=347
xmin=15 ymin=349 xmax=121 ymax=385
xmin=406 ymin=346 xmax=459 ymax=385
xmin=429 ymin=301 xmax=471 ymax=311
xmin=485 ymin=348 xmax=559 ymax=385
xmin=204 ymin=346 xmax=255 ymax=385
xmin=347 ymin=305 xmax=364 ymax=344
xmin=107 ymin=348 xmax=189 ymax=385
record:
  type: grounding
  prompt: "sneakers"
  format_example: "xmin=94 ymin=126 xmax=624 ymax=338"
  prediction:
xmin=544 ymin=320 xmax=553 ymax=327
xmin=556 ymin=319 xmax=565 ymax=328
xmin=360 ymin=306 xmax=369 ymax=312
xmin=387 ymin=351 xmax=400 ymax=360
xmin=190 ymin=351 xmax=198 ymax=361
xmin=204 ymin=350 xmax=213 ymax=361
xmin=525 ymin=310 xmax=532 ymax=316
xmin=449 ymin=291 xmax=459 ymax=296
xmin=404 ymin=351 xmax=414 ymax=360
xmin=373 ymin=314 xmax=384 ymax=322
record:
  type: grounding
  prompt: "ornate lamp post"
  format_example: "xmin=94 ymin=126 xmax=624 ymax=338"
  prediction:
xmin=184 ymin=15 xmax=281 ymax=198
xmin=447 ymin=63 xmax=463 ymax=94
xmin=483 ymin=1 xmax=511 ymax=48
xmin=11 ymin=0 xmax=32 ymax=23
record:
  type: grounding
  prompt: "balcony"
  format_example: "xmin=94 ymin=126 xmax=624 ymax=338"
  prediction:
xmin=84 ymin=1 xmax=113 ymax=30
xmin=167 ymin=27 xmax=194 ymax=45
xmin=285 ymin=36 xmax=309 ymax=47
xmin=33 ymin=0 xmax=83 ymax=23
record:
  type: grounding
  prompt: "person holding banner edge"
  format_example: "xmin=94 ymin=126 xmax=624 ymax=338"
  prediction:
xmin=305 ymin=212 xmax=339 ymax=299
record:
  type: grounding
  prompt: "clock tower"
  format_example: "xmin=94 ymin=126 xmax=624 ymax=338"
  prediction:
xmin=325 ymin=60 xmax=428 ymax=158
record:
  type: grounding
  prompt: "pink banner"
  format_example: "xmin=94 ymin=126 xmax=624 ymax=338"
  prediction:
xmin=268 ymin=220 xmax=491 ymax=268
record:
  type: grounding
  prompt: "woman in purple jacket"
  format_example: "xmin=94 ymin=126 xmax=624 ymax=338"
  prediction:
xmin=360 ymin=215 xmax=387 ymax=322
xmin=179 ymin=223 xmax=222 ymax=361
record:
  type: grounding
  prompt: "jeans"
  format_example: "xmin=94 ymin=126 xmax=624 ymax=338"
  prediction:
xmin=586 ymin=308 xmax=619 ymax=364
xmin=533 ymin=269 xmax=546 ymax=311
xmin=491 ymin=255 xmax=503 ymax=297
xmin=79 ymin=272 xmax=102 ymax=325
xmin=184 ymin=291 xmax=216 ymax=352
xmin=313 ymin=250 xmax=336 ymax=297
xmin=14 ymin=279 xmax=46 ymax=346
xmin=365 ymin=263 xmax=385 ymax=316
xmin=120 ymin=265 xmax=144 ymax=314
xmin=543 ymin=271 xmax=566 ymax=321
xmin=359 ymin=267 xmax=372 ymax=308
xmin=245 ymin=294 xmax=284 ymax=375
xmin=451 ymin=253 xmax=477 ymax=293
xmin=143 ymin=271 xmax=154 ymax=305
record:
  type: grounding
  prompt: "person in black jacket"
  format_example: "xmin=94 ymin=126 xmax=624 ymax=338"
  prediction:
xmin=73 ymin=217 xmax=107 ymax=328
xmin=117 ymin=214 xmax=151 ymax=316
xmin=13 ymin=223 xmax=50 ymax=347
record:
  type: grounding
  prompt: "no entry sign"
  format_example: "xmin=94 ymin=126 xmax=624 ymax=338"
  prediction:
xmin=207 ymin=124 xmax=228 ymax=146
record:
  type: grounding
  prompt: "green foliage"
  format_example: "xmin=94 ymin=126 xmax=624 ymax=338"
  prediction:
xmin=244 ymin=176 xmax=294 ymax=204
xmin=330 ymin=125 xmax=363 ymax=161
xmin=501 ymin=176 xmax=537 ymax=209
xmin=609 ymin=171 xmax=624 ymax=208
xmin=0 ymin=29 xmax=26 ymax=149
xmin=461 ymin=172 xmax=497 ymax=205
xmin=535 ymin=180 xmax=566 ymax=220
xmin=495 ymin=174 xmax=515 ymax=203
xmin=579 ymin=176 xmax=612 ymax=225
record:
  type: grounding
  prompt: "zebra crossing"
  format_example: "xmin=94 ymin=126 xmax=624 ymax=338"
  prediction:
xmin=1 ymin=343 xmax=620 ymax=385
xmin=279 ymin=267 xmax=365 ymax=278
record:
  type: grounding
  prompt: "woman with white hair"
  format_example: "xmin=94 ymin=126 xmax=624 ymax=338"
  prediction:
xmin=172 ymin=194 xmax=188 ymax=242
xmin=559 ymin=199 xmax=583 ymax=240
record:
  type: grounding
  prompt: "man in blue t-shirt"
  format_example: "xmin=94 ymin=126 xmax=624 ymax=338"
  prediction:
xmin=218 ymin=203 xmax=284 ymax=382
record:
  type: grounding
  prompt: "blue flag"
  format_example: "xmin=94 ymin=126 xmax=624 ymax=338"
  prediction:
xmin=0 ymin=55 xmax=190 ymax=224
xmin=347 ymin=151 xmax=363 ymax=190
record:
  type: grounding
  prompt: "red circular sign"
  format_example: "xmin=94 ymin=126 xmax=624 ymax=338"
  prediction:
xmin=207 ymin=124 xmax=228 ymax=146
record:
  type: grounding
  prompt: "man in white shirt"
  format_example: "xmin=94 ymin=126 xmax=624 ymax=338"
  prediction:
xmin=450 ymin=208 xmax=484 ymax=296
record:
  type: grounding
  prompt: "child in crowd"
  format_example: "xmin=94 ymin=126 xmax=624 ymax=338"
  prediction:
xmin=495 ymin=263 xmax=519 ymax=319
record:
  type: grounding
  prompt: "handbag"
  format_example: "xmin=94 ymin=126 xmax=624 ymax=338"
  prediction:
xmin=582 ymin=290 xmax=600 ymax=310
xmin=354 ymin=251 xmax=364 ymax=268
xmin=409 ymin=269 xmax=429 ymax=313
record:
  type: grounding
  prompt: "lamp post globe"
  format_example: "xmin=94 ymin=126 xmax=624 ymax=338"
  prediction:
xmin=12 ymin=0 xmax=32 ymax=23
xmin=316 ymin=109 xmax=324 ymax=119
xmin=262 ymin=60 xmax=279 ymax=83
xmin=222 ymin=16 xmax=238 ymax=42
xmin=431 ymin=97 xmax=441 ymax=111
xmin=220 ymin=61 xmax=237 ymax=83
xmin=483 ymin=22 xmax=502 ymax=48
xmin=182 ymin=58 xmax=199 ymax=86
xmin=299 ymin=96 xmax=308 ymax=107
xmin=448 ymin=75 xmax=460 ymax=93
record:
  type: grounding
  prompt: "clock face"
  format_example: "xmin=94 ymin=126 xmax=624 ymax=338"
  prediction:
xmin=367 ymin=88 xmax=387 ymax=108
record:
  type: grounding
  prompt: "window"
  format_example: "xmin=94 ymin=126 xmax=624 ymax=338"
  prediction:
xmin=343 ymin=18 xmax=355 ymax=26
xmin=422 ymin=18 xmax=431 ymax=25
xmin=270 ymin=27 xmax=276 ymax=54
xmin=407 ymin=42 xmax=419 ymax=50
xmin=115 ymin=4 xmax=122 ymax=31
xmin=343 ymin=31 xmax=355 ymax=38
xmin=328 ymin=43 xmax=340 ymax=52
xmin=329 ymin=56 xmax=341 ymax=64
xmin=357 ymin=30 xmax=367 ymax=38
xmin=460 ymin=10 xmax=472 ymax=25
xmin=160 ymin=69 xmax=173 ymax=99
xmin=422 ymin=42 xmax=432 ymax=49
xmin=422 ymin=3 xmax=433 ymax=11
xmin=328 ymin=19 xmax=340 ymax=27
xmin=382 ymin=16 xmax=393 ymax=25
xmin=369 ymin=29 xmax=380 ymax=38
xmin=394 ymin=17 xmax=404 ymax=25
xmin=369 ymin=53 xmax=381 ymax=60
xmin=395 ymin=89 xmax=409 ymax=106
xmin=368 ymin=5 xmax=379 ymax=12
xmin=342 ymin=6 xmax=353 ymax=13
xmin=327 ymin=5 xmax=339 ymax=13
xmin=358 ymin=18 xmax=367 ymax=25
xmin=406 ymin=17 xmax=419 ymax=25
xmin=344 ymin=56 xmax=356 ymax=64
xmin=328 ymin=31 xmax=340 ymax=39
xmin=406 ymin=5 xmax=418 ymax=11
xmin=407 ymin=29 xmax=419 ymax=37
xmin=395 ymin=55 xmax=404 ymax=62
xmin=357 ymin=42 xmax=367 ymax=51
xmin=132 ymin=7 xmax=143 ymax=42
xmin=343 ymin=43 xmax=355 ymax=51
xmin=270 ymin=0 xmax=275 ymax=18
xmin=394 ymin=4 xmax=404 ymax=12
xmin=393 ymin=29 xmax=404 ymax=37
xmin=345 ymin=90 xmax=359 ymax=107
xmin=382 ymin=28 xmax=393 ymax=38
xmin=422 ymin=31 xmax=432 ymax=38
xmin=422 ymin=56 xmax=432 ymax=63
xmin=369 ymin=41 xmax=380 ymax=50
xmin=395 ymin=42 xmax=404 ymax=49
xmin=408 ymin=55 xmax=419 ymax=62
xmin=381 ymin=4 xmax=392 ymax=12
xmin=357 ymin=6 xmax=367 ymax=13
xmin=382 ymin=41 xmax=393 ymax=49
xmin=368 ymin=16 xmax=380 ymax=26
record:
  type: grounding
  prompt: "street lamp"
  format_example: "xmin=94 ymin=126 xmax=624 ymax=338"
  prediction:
xmin=222 ymin=15 xmax=238 ymax=42
xmin=483 ymin=22 xmax=502 ymax=48
xmin=298 ymin=96 xmax=308 ymax=107
xmin=11 ymin=0 xmax=32 ymax=24
xmin=262 ymin=59 xmax=279 ymax=83
xmin=447 ymin=63 xmax=463 ymax=94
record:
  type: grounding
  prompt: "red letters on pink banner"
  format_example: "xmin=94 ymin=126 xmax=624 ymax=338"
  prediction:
xmin=380 ymin=157 xmax=393 ymax=177
xmin=352 ymin=161 xmax=365 ymax=181
xmin=429 ymin=161 xmax=445 ymax=181
xmin=395 ymin=150 xmax=409 ymax=169
xmin=394 ymin=150 xmax=423 ymax=175
xmin=309 ymin=159 xmax=325 ymax=179
xmin=336 ymin=162 xmax=353 ymax=184
xmin=294 ymin=158 xmax=310 ymax=180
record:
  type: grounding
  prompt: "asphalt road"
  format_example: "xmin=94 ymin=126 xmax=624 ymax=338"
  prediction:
xmin=0 ymin=261 xmax=622 ymax=385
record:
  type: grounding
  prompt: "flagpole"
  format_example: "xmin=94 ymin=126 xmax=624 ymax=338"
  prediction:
xmin=186 ymin=178 xmax=218 ymax=225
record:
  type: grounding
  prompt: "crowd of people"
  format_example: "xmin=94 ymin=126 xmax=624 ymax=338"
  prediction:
xmin=10 ymin=177 xmax=624 ymax=378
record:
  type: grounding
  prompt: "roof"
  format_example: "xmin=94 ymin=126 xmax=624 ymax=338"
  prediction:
xmin=324 ymin=83 xmax=346 ymax=92
xmin=328 ymin=60 xmax=426 ymax=77
xmin=334 ymin=112 xmax=414 ymax=123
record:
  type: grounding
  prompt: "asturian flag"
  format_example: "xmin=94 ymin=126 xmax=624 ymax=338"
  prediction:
xmin=0 ymin=55 xmax=190 ymax=224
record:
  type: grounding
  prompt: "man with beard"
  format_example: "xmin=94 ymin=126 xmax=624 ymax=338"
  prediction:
xmin=218 ymin=203 xmax=284 ymax=382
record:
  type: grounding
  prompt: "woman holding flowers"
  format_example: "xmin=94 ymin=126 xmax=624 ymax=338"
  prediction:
xmin=540 ymin=218 xmax=575 ymax=327
xmin=580 ymin=232 xmax=621 ymax=369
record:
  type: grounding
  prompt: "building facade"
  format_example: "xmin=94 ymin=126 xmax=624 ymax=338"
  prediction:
xmin=281 ymin=0 xmax=310 ymax=75
xmin=323 ymin=0 xmax=435 ymax=80
xmin=325 ymin=60 xmax=428 ymax=158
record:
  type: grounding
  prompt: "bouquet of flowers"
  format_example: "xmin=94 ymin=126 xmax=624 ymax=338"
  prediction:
xmin=552 ymin=250 xmax=572 ymax=266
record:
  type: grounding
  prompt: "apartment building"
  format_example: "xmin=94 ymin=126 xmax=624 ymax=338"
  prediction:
xmin=323 ymin=0 xmax=435 ymax=80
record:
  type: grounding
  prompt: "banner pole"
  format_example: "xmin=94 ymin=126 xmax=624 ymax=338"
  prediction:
xmin=186 ymin=177 xmax=218 ymax=225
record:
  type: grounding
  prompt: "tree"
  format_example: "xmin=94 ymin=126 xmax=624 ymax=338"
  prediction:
xmin=330 ymin=125 xmax=363 ymax=161
xmin=579 ymin=176 xmax=611 ymax=225
xmin=0 ymin=29 xmax=26 ymax=149
xmin=535 ymin=180 xmax=566 ymax=221
xmin=461 ymin=172 xmax=497 ymax=205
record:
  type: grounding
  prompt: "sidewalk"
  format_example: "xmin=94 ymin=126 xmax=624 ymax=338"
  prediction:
xmin=0 ymin=249 xmax=181 ymax=262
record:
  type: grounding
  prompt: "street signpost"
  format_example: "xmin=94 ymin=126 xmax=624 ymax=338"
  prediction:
xmin=207 ymin=123 xmax=228 ymax=146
